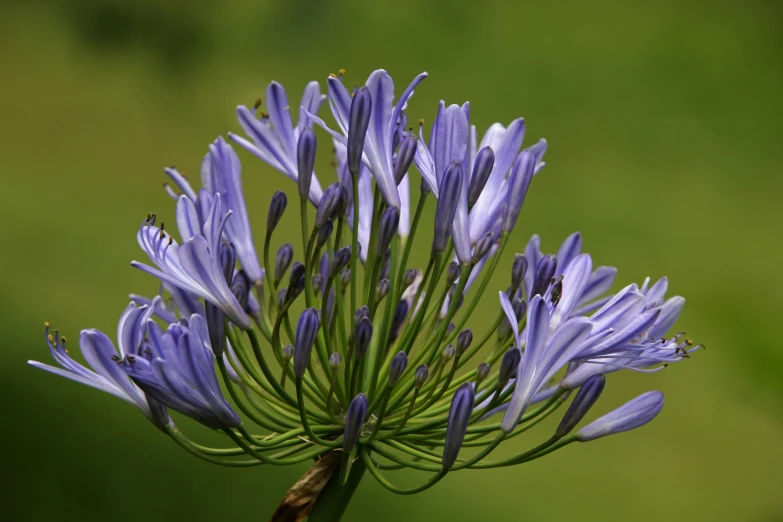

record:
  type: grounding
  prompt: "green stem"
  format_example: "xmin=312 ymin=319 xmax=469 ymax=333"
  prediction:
xmin=308 ymin=455 xmax=366 ymax=522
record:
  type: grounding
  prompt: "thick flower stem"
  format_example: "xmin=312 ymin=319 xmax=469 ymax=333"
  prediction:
xmin=307 ymin=455 xmax=367 ymax=522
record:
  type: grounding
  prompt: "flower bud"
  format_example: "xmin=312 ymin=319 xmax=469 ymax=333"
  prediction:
xmin=340 ymin=268 xmax=351 ymax=289
xmin=577 ymin=391 xmax=664 ymax=442
xmin=467 ymin=146 xmax=495 ymax=208
xmin=443 ymin=383 xmax=475 ymax=470
xmin=472 ymin=232 xmax=494 ymax=265
xmin=281 ymin=344 xmax=294 ymax=363
xmin=230 ymin=270 xmax=250 ymax=311
xmin=354 ymin=317 xmax=373 ymax=360
xmin=502 ymin=150 xmax=535 ymax=233
xmin=414 ymin=364 xmax=429 ymax=388
xmin=446 ymin=261 xmax=461 ymax=285
xmin=219 ymin=243 xmax=236 ymax=284
xmin=433 ymin=162 xmax=463 ymax=253
xmin=347 ymin=87 xmax=372 ymax=175
xmin=393 ymin=134 xmax=418 ymax=184
xmin=377 ymin=207 xmax=400 ymax=256
xmin=441 ymin=344 xmax=456 ymax=363
xmin=288 ymin=262 xmax=306 ymax=300
xmin=532 ymin=255 xmax=557 ymax=297
xmin=297 ymin=128 xmax=317 ymax=199
xmin=456 ymin=329 xmax=473 ymax=357
xmin=420 ymin=175 xmax=432 ymax=194
xmin=315 ymin=182 xmax=342 ymax=229
xmin=267 ymin=190 xmax=287 ymax=233
xmin=388 ymin=351 xmax=408 ymax=387
xmin=556 ymin=375 xmax=605 ymax=437
xmin=293 ymin=308 xmax=320 ymax=379
xmin=498 ymin=347 xmax=521 ymax=390
xmin=277 ymin=289 xmax=287 ymax=309
xmin=343 ymin=394 xmax=368 ymax=455
xmin=476 ymin=362 xmax=491 ymax=383
xmin=205 ymin=302 xmax=226 ymax=356
xmin=402 ymin=269 xmax=419 ymax=291
xmin=510 ymin=254 xmax=528 ymax=293
xmin=311 ymin=274 xmax=323 ymax=294
xmin=375 ymin=279 xmax=391 ymax=301
xmin=329 ymin=352 xmax=342 ymax=372
xmin=379 ymin=249 xmax=391 ymax=281
xmin=330 ymin=246 xmax=351 ymax=277
xmin=315 ymin=219 xmax=333 ymax=250
xmin=390 ymin=300 xmax=409 ymax=342
xmin=275 ymin=244 xmax=294 ymax=283
xmin=354 ymin=305 xmax=370 ymax=322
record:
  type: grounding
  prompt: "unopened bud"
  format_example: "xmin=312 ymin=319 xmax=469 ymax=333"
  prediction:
xmin=456 ymin=329 xmax=473 ymax=357
xmin=293 ymin=308 xmax=320 ymax=378
xmin=375 ymin=279 xmax=391 ymax=301
xmin=415 ymin=364 xmax=429 ymax=388
xmin=297 ymin=128 xmax=317 ymax=198
xmin=267 ymin=191 xmax=287 ymax=233
xmin=275 ymin=244 xmax=294 ymax=283
xmin=343 ymin=393 xmax=368 ymax=452
xmin=472 ymin=232 xmax=494 ymax=265
xmin=467 ymin=146 xmax=495 ymax=208
xmin=476 ymin=362 xmax=491 ymax=383
xmin=388 ymin=351 xmax=408 ymax=386
xmin=354 ymin=317 xmax=373 ymax=360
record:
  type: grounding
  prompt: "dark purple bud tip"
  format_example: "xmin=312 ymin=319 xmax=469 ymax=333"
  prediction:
xmin=219 ymin=243 xmax=236 ymax=285
xmin=293 ymin=308 xmax=320 ymax=379
xmin=511 ymin=254 xmax=528 ymax=292
xmin=472 ymin=232 xmax=495 ymax=265
xmin=315 ymin=219 xmax=333 ymax=250
xmin=347 ymin=87 xmax=372 ymax=175
xmin=502 ymin=150 xmax=536 ymax=233
xmin=230 ymin=270 xmax=251 ymax=311
xmin=393 ymin=134 xmax=418 ymax=185
xmin=375 ymin=279 xmax=391 ymax=301
xmin=476 ymin=362 xmax=491 ymax=383
xmin=467 ymin=146 xmax=495 ymax=208
xmin=390 ymin=300 xmax=410 ymax=342
xmin=354 ymin=305 xmax=370 ymax=322
xmin=414 ymin=364 xmax=429 ymax=388
xmin=498 ymin=347 xmax=521 ymax=389
xmin=329 ymin=352 xmax=342 ymax=371
xmin=456 ymin=329 xmax=473 ymax=357
xmin=311 ymin=274 xmax=323 ymax=294
xmin=557 ymin=374 xmax=606 ymax=438
xmin=379 ymin=250 xmax=391 ymax=281
xmin=275 ymin=243 xmax=294 ymax=283
xmin=354 ymin=317 xmax=373 ymax=360
xmin=277 ymin=289 xmax=288 ymax=309
xmin=402 ymin=268 xmax=419 ymax=291
xmin=388 ymin=351 xmax=408 ymax=387
xmin=433 ymin=162 xmax=463 ymax=253
xmin=443 ymin=383 xmax=475 ymax=470
xmin=267 ymin=191 xmax=288 ymax=233
xmin=330 ymin=246 xmax=352 ymax=277
xmin=441 ymin=344 xmax=456 ymax=363
xmin=281 ymin=344 xmax=294 ymax=363
xmin=340 ymin=268 xmax=352 ymax=289
xmin=533 ymin=255 xmax=557 ymax=297
xmin=377 ymin=207 xmax=400 ymax=256
xmin=446 ymin=261 xmax=461 ymax=285
xmin=343 ymin=393 xmax=368 ymax=453
xmin=205 ymin=302 xmax=226 ymax=357
xmin=315 ymin=183 xmax=342 ymax=229
xmin=297 ymin=128 xmax=317 ymax=198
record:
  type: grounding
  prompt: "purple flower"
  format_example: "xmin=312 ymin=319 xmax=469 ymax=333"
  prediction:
xmin=577 ymin=391 xmax=664 ymax=441
xmin=308 ymin=69 xmax=427 ymax=211
xmin=230 ymin=81 xmax=326 ymax=205
xmin=200 ymin=137 xmax=264 ymax=283
xmin=500 ymin=292 xmax=593 ymax=433
xmin=28 ymin=301 xmax=171 ymax=429
xmin=122 ymin=313 xmax=241 ymax=429
xmin=131 ymin=194 xmax=251 ymax=329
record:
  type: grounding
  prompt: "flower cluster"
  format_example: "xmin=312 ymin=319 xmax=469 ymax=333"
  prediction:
xmin=30 ymin=68 xmax=699 ymax=506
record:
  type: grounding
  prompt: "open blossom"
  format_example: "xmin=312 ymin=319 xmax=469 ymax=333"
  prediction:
xmin=131 ymin=194 xmax=251 ymax=329
xmin=29 ymin=67 xmax=699 ymax=516
xmin=230 ymin=81 xmax=326 ymax=205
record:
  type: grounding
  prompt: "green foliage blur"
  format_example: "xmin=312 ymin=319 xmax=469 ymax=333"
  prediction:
xmin=1 ymin=1 xmax=781 ymax=520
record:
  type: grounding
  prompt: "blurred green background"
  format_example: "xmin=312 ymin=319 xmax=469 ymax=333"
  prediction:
xmin=1 ymin=1 xmax=781 ymax=520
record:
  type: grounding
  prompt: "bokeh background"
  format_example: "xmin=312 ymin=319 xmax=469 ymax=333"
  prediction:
xmin=1 ymin=1 xmax=781 ymax=521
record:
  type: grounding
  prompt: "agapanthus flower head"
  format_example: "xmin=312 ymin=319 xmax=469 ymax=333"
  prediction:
xmin=30 ymin=67 xmax=699 ymax=516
